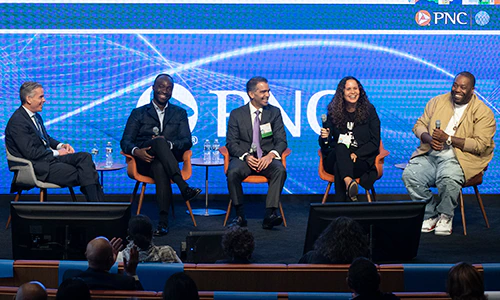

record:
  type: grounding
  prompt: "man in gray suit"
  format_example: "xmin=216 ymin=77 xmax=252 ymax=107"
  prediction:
xmin=226 ymin=76 xmax=288 ymax=229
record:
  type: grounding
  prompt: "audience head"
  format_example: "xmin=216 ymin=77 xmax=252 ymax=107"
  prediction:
xmin=85 ymin=236 xmax=115 ymax=271
xmin=347 ymin=257 xmax=380 ymax=296
xmin=56 ymin=277 xmax=91 ymax=300
xmin=447 ymin=262 xmax=486 ymax=300
xmin=128 ymin=214 xmax=154 ymax=249
xmin=15 ymin=281 xmax=47 ymax=300
xmin=313 ymin=216 xmax=368 ymax=263
xmin=163 ymin=272 xmax=199 ymax=300
xmin=222 ymin=226 xmax=255 ymax=261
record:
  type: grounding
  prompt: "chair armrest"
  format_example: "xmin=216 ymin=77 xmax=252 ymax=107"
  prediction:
xmin=219 ymin=146 xmax=230 ymax=174
xmin=281 ymin=148 xmax=292 ymax=168
xmin=180 ymin=150 xmax=193 ymax=180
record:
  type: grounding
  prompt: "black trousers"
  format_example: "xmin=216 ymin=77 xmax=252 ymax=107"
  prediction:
xmin=226 ymin=158 xmax=287 ymax=209
xmin=45 ymin=152 xmax=104 ymax=201
xmin=323 ymin=144 xmax=370 ymax=202
xmin=137 ymin=138 xmax=187 ymax=224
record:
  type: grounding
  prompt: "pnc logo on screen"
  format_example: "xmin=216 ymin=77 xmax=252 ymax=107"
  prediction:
xmin=415 ymin=10 xmax=431 ymax=26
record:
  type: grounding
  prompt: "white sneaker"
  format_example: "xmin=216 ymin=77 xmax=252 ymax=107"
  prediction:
xmin=421 ymin=216 xmax=439 ymax=233
xmin=435 ymin=214 xmax=453 ymax=236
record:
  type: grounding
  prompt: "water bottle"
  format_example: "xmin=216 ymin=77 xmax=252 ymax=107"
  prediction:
xmin=91 ymin=143 xmax=99 ymax=165
xmin=105 ymin=141 xmax=113 ymax=168
xmin=203 ymin=139 xmax=211 ymax=163
xmin=212 ymin=139 xmax=220 ymax=163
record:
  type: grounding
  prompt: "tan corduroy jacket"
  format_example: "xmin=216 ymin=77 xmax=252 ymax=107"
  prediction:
xmin=411 ymin=92 xmax=496 ymax=181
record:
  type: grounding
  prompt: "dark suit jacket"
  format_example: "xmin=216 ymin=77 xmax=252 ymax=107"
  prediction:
xmin=64 ymin=268 xmax=144 ymax=291
xmin=120 ymin=102 xmax=192 ymax=162
xmin=5 ymin=106 xmax=60 ymax=181
xmin=226 ymin=103 xmax=287 ymax=158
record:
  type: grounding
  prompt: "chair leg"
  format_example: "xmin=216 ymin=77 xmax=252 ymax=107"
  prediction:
xmin=185 ymin=201 xmax=197 ymax=227
xmin=69 ymin=187 xmax=77 ymax=202
xmin=136 ymin=183 xmax=147 ymax=215
xmin=6 ymin=191 xmax=22 ymax=229
xmin=131 ymin=181 xmax=140 ymax=203
xmin=366 ymin=190 xmax=373 ymax=203
xmin=459 ymin=189 xmax=467 ymax=236
xmin=279 ymin=202 xmax=287 ymax=227
xmin=223 ymin=199 xmax=233 ymax=227
xmin=40 ymin=188 xmax=47 ymax=202
xmin=371 ymin=187 xmax=377 ymax=202
xmin=473 ymin=185 xmax=490 ymax=228
xmin=322 ymin=182 xmax=332 ymax=204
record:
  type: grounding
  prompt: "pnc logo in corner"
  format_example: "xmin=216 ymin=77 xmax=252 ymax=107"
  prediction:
xmin=415 ymin=10 xmax=432 ymax=26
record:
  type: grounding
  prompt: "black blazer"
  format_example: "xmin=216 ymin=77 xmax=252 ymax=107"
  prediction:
xmin=120 ymin=103 xmax=192 ymax=162
xmin=226 ymin=103 xmax=287 ymax=158
xmin=319 ymin=103 xmax=380 ymax=167
xmin=64 ymin=268 xmax=144 ymax=291
xmin=5 ymin=106 xmax=60 ymax=181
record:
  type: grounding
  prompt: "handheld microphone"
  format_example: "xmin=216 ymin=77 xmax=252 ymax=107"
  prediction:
xmin=435 ymin=120 xmax=441 ymax=130
xmin=321 ymin=114 xmax=329 ymax=144
xmin=153 ymin=127 xmax=160 ymax=136
xmin=249 ymin=143 xmax=258 ymax=158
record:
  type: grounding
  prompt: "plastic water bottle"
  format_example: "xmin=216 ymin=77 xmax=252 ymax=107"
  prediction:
xmin=105 ymin=142 xmax=113 ymax=168
xmin=212 ymin=139 xmax=220 ymax=163
xmin=91 ymin=143 xmax=99 ymax=165
xmin=203 ymin=139 xmax=211 ymax=163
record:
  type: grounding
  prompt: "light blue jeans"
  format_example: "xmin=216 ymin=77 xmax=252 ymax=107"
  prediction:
xmin=402 ymin=154 xmax=465 ymax=219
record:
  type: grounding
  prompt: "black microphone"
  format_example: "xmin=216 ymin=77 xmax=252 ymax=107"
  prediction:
xmin=153 ymin=127 xmax=160 ymax=137
xmin=435 ymin=120 xmax=441 ymax=130
xmin=321 ymin=114 xmax=329 ymax=144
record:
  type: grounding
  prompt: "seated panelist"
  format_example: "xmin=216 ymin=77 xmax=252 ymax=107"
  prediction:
xmin=5 ymin=81 xmax=104 ymax=201
xmin=319 ymin=76 xmax=380 ymax=201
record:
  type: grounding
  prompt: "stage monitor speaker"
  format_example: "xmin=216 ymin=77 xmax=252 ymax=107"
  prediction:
xmin=185 ymin=231 xmax=226 ymax=263
xmin=11 ymin=202 xmax=131 ymax=260
xmin=303 ymin=200 xmax=427 ymax=263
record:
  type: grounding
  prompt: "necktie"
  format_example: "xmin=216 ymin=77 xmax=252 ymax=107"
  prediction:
xmin=33 ymin=114 xmax=49 ymax=146
xmin=252 ymin=110 xmax=263 ymax=158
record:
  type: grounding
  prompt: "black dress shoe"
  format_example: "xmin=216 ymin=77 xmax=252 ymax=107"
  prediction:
xmin=347 ymin=180 xmax=358 ymax=202
xmin=228 ymin=216 xmax=247 ymax=227
xmin=262 ymin=214 xmax=283 ymax=230
xmin=183 ymin=187 xmax=202 ymax=202
xmin=153 ymin=225 xmax=169 ymax=236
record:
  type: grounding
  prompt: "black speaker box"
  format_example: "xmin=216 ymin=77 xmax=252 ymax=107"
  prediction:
xmin=184 ymin=231 xmax=227 ymax=263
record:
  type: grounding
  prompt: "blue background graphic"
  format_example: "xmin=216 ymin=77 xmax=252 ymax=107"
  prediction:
xmin=1 ymin=3 xmax=499 ymax=196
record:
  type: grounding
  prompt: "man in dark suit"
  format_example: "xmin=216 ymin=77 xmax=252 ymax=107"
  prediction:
xmin=65 ymin=237 xmax=144 ymax=291
xmin=226 ymin=76 xmax=288 ymax=229
xmin=5 ymin=81 xmax=104 ymax=201
xmin=121 ymin=74 xmax=201 ymax=236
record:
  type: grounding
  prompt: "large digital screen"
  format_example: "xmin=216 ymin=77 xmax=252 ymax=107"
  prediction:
xmin=1 ymin=1 xmax=499 ymax=195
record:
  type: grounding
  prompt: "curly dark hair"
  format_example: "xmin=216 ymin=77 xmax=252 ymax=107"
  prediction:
xmin=327 ymin=76 xmax=371 ymax=130
xmin=447 ymin=262 xmax=487 ymax=300
xmin=128 ymin=214 xmax=153 ymax=250
xmin=221 ymin=226 xmax=255 ymax=260
xmin=313 ymin=216 xmax=369 ymax=263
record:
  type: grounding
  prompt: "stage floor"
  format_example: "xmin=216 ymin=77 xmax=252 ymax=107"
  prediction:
xmin=1 ymin=194 xmax=499 ymax=264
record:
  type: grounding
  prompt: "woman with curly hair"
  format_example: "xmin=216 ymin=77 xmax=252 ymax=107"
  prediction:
xmin=216 ymin=226 xmax=255 ymax=264
xmin=447 ymin=262 xmax=487 ymax=300
xmin=319 ymin=76 xmax=380 ymax=201
xmin=299 ymin=216 xmax=369 ymax=264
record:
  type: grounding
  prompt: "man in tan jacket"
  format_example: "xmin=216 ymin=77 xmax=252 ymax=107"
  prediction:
xmin=402 ymin=72 xmax=495 ymax=236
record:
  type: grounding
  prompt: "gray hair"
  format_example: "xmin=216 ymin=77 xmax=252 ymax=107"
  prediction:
xmin=19 ymin=81 xmax=43 ymax=104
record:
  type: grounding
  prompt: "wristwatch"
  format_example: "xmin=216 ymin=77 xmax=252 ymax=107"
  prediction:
xmin=446 ymin=136 xmax=452 ymax=146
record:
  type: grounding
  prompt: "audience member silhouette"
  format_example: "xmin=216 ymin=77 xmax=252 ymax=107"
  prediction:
xmin=56 ymin=277 xmax=91 ymax=300
xmin=64 ymin=236 xmax=144 ymax=290
xmin=447 ymin=262 xmax=487 ymax=300
xmin=299 ymin=216 xmax=369 ymax=264
xmin=348 ymin=257 xmax=399 ymax=300
xmin=117 ymin=215 xmax=181 ymax=263
xmin=15 ymin=281 xmax=47 ymax=300
xmin=163 ymin=272 xmax=199 ymax=300
xmin=216 ymin=226 xmax=255 ymax=264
